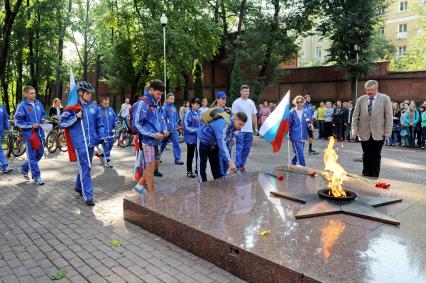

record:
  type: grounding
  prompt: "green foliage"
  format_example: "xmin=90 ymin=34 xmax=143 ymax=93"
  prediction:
xmin=110 ymin=239 xmax=122 ymax=247
xmin=192 ymin=59 xmax=204 ymax=100
xmin=316 ymin=0 xmax=388 ymax=78
xmin=50 ymin=269 xmax=67 ymax=280
xmin=229 ymin=59 xmax=242 ymax=104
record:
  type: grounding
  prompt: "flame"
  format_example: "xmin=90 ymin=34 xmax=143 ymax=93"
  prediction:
xmin=323 ymin=137 xmax=347 ymax=197
xmin=321 ymin=219 xmax=345 ymax=261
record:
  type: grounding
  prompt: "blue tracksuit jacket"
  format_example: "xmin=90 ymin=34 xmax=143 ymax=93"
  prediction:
xmin=184 ymin=109 xmax=201 ymax=144
xmin=14 ymin=98 xmax=46 ymax=141
xmin=134 ymin=93 xmax=166 ymax=146
xmin=162 ymin=103 xmax=179 ymax=132
xmin=197 ymin=118 xmax=233 ymax=169
xmin=0 ymin=105 xmax=11 ymax=168
xmin=60 ymin=101 xmax=105 ymax=149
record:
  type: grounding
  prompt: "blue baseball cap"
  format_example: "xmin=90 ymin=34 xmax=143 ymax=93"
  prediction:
xmin=215 ymin=91 xmax=227 ymax=99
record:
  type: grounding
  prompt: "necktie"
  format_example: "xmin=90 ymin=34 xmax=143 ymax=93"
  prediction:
xmin=368 ymin=97 xmax=374 ymax=116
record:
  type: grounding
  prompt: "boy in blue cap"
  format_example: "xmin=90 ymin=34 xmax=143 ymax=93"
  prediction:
xmin=15 ymin=86 xmax=47 ymax=185
xmin=161 ymin=93 xmax=184 ymax=165
xmin=0 ymin=104 xmax=12 ymax=173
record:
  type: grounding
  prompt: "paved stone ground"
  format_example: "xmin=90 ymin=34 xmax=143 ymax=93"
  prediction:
xmin=0 ymin=137 xmax=425 ymax=282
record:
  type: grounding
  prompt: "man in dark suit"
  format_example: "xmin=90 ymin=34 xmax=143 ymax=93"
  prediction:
xmin=351 ymin=80 xmax=393 ymax=177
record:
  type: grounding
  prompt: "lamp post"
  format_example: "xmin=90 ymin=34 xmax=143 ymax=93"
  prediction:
xmin=354 ymin=44 xmax=361 ymax=102
xmin=160 ymin=13 xmax=168 ymax=100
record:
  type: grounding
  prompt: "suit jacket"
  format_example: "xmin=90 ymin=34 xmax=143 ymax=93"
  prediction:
xmin=351 ymin=92 xmax=393 ymax=141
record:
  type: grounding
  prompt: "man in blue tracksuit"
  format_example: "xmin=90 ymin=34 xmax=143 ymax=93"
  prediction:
xmin=14 ymin=86 xmax=47 ymax=185
xmin=184 ymin=98 xmax=201 ymax=177
xmin=60 ymin=81 xmax=105 ymax=206
xmin=133 ymin=80 xmax=168 ymax=194
xmin=289 ymin=96 xmax=310 ymax=166
xmin=99 ymin=97 xmax=118 ymax=168
xmin=196 ymin=109 xmax=247 ymax=183
xmin=0 ymin=104 xmax=12 ymax=173
xmin=160 ymin=93 xmax=184 ymax=165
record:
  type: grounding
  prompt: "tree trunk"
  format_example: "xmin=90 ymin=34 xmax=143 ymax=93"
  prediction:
xmin=95 ymin=54 xmax=100 ymax=101
xmin=254 ymin=0 xmax=279 ymax=101
xmin=350 ymin=77 xmax=357 ymax=104
xmin=183 ymin=74 xmax=189 ymax=102
xmin=0 ymin=0 xmax=24 ymax=84
xmin=16 ymin=52 xmax=23 ymax=104
xmin=237 ymin=0 xmax=246 ymax=34
xmin=1 ymin=78 xmax=10 ymax=113
xmin=54 ymin=2 xmax=65 ymax=100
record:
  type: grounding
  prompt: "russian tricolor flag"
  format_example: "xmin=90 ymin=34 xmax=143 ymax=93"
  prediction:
xmin=259 ymin=90 xmax=291 ymax=153
xmin=64 ymin=68 xmax=82 ymax=162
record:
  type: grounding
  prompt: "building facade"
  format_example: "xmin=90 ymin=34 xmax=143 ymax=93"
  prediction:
xmin=298 ymin=0 xmax=422 ymax=65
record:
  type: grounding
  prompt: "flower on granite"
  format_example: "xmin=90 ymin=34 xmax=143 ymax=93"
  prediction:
xmin=375 ymin=182 xmax=391 ymax=189
xmin=310 ymin=172 xmax=318 ymax=177
xmin=278 ymin=175 xmax=284 ymax=181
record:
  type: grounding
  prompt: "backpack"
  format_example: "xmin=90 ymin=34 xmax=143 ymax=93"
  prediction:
xmin=201 ymin=108 xmax=230 ymax=126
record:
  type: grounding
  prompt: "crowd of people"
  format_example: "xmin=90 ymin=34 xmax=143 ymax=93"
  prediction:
xmin=1 ymin=78 xmax=425 ymax=206
xmin=256 ymin=95 xmax=426 ymax=149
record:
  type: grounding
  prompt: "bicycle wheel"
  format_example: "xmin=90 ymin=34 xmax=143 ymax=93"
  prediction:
xmin=46 ymin=131 xmax=58 ymax=153
xmin=12 ymin=135 xmax=26 ymax=157
xmin=118 ymin=130 xmax=131 ymax=148
xmin=6 ymin=132 xmax=13 ymax=158
xmin=58 ymin=132 xmax=68 ymax=152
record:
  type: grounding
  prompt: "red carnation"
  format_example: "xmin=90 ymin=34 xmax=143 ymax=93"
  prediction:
xmin=310 ymin=172 xmax=317 ymax=177
xmin=375 ymin=182 xmax=390 ymax=189
xmin=278 ymin=175 xmax=284 ymax=181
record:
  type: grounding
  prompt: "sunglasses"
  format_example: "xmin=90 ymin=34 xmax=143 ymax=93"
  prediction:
xmin=296 ymin=101 xmax=303 ymax=104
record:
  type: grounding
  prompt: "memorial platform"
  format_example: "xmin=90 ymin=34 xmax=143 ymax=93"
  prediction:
xmin=123 ymin=166 xmax=426 ymax=282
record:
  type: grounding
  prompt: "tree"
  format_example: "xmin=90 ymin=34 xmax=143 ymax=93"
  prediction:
xmin=316 ymin=0 xmax=388 ymax=102
xmin=192 ymin=59 xmax=204 ymax=100
xmin=228 ymin=58 xmax=242 ymax=104
xmin=0 ymin=0 xmax=23 ymax=112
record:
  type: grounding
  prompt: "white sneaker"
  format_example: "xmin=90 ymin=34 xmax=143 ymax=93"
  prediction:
xmin=34 ymin=178 xmax=45 ymax=185
xmin=1 ymin=167 xmax=13 ymax=173
xmin=17 ymin=167 xmax=30 ymax=181
xmin=106 ymin=160 xmax=113 ymax=168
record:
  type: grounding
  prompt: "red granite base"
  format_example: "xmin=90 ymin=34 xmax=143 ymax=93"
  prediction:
xmin=124 ymin=199 xmax=316 ymax=282
xmin=123 ymin=166 xmax=426 ymax=283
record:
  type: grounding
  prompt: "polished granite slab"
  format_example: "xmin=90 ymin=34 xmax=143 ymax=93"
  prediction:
xmin=123 ymin=166 xmax=426 ymax=283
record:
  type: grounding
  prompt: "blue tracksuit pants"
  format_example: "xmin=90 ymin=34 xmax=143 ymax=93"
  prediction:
xmin=75 ymin=147 xmax=95 ymax=201
xmin=0 ymin=134 xmax=8 ymax=168
xmin=160 ymin=131 xmax=181 ymax=161
xmin=21 ymin=140 xmax=44 ymax=179
xmin=291 ymin=140 xmax=305 ymax=166
xmin=103 ymin=137 xmax=114 ymax=160
xmin=235 ymin=132 xmax=253 ymax=169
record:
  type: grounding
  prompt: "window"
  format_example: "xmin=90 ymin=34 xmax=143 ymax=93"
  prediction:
xmin=399 ymin=1 xmax=408 ymax=11
xmin=399 ymin=23 xmax=407 ymax=32
xmin=379 ymin=7 xmax=385 ymax=15
xmin=397 ymin=46 xmax=407 ymax=56
xmin=315 ymin=47 xmax=322 ymax=59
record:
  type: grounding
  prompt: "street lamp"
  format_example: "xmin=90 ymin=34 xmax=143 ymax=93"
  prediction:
xmin=354 ymin=44 xmax=361 ymax=102
xmin=160 ymin=13 xmax=168 ymax=100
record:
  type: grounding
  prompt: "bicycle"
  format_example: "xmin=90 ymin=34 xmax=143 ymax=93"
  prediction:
xmin=115 ymin=117 xmax=132 ymax=148
xmin=5 ymin=122 xmax=26 ymax=158
xmin=45 ymin=118 xmax=68 ymax=153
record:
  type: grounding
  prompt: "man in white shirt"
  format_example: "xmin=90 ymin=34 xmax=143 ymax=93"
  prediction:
xmin=119 ymin=98 xmax=131 ymax=119
xmin=231 ymin=85 xmax=258 ymax=174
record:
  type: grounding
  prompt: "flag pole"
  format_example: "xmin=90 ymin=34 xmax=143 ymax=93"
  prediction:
xmin=80 ymin=117 xmax=91 ymax=168
xmin=287 ymin=135 xmax=290 ymax=166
